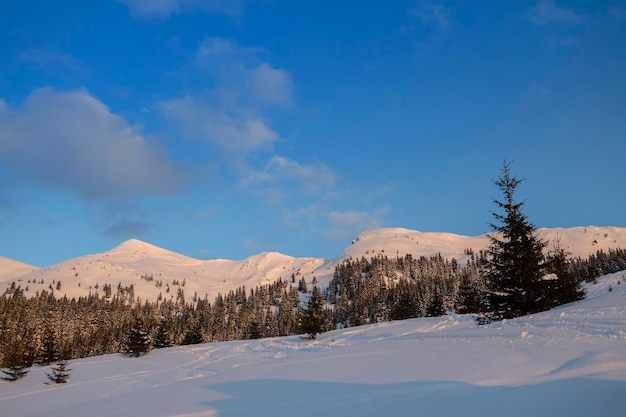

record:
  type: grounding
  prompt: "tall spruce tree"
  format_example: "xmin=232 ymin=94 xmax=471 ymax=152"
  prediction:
xmin=1 ymin=342 xmax=30 ymax=382
xmin=181 ymin=322 xmax=204 ymax=345
xmin=484 ymin=161 xmax=547 ymax=321
xmin=299 ymin=286 xmax=324 ymax=340
xmin=152 ymin=321 xmax=173 ymax=349
xmin=123 ymin=321 xmax=151 ymax=357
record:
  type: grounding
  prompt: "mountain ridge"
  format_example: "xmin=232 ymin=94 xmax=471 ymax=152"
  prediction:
xmin=1 ymin=225 xmax=625 ymax=303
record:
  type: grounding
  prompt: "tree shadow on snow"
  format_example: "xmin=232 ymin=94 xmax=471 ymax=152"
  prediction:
xmin=202 ymin=378 xmax=626 ymax=417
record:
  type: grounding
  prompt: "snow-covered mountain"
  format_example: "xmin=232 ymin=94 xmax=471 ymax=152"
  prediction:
xmin=1 ymin=226 xmax=625 ymax=303
xmin=1 ymin=271 xmax=625 ymax=417
xmin=0 ymin=256 xmax=40 ymax=282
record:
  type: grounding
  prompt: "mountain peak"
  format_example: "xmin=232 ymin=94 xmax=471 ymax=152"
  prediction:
xmin=108 ymin=238 xmax=169 ymax=255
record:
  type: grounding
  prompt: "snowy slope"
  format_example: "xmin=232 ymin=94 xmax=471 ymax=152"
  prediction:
xmin=1 ymin=272 xmax=625 ymax=417
xmin=336 ymin=226 xmax=626 ymax=265
xmin=0 ymin=256 xmax=39 ymax=282
xmin=1 ymin=226 xmax=625 ymax=304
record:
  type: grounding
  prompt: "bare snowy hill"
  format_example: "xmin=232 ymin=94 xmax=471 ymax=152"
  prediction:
xmin=1 ymin=226 xmax=625 ymax=303
xmin=0 ymin=238 xmax=325 ymax=304
xmin=0 ymin=256 xmax=39 ymax=282
xmin=1 ymin=271 xmax=625 ymax=417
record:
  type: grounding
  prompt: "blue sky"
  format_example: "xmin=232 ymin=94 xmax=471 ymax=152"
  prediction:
xmin=1 ymin=0 xmax=625 ymax=267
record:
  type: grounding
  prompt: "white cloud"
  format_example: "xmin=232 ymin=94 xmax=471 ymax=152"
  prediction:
xmin=159 ymin=95 xmax=279 ymax=155
xmin=160 ymin=38 xmax=293 ymax=158
xmin=119 ymin=0 xmax=243 ymax=19
xmin=192 ymin=38 xmax=292 ymax=110
xmin=528 ymin=0 xmax=584 ymax=25
xmin=239 ymin=156 xmax=336 ymax=205
xmin=241 ymin=156 xmax=336 ymax=192
xmin=247 ymin=63 xmax=293 ymax=108
xmin=325 ymin=208 xmax=388 ymax=240
xmin=0 ymin=88 xmax=185 ymax=199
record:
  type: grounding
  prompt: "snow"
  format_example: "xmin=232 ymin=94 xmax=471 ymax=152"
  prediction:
xmin=1 ymin=225 xmax=624 ymax=305
xmin=0 ymin=256 xmax=39 ymax=282
xmin=1 ymin=272 xmax=625 ymax=417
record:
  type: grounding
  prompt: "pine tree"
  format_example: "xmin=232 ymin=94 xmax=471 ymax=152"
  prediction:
xmin=248 ymin=320 xmax=263 ymax=339
xmin=426 ymin=288 xmax=446 ymax=317
xmin=46 ymin=358 xmax=71 ymax=384
xmin=455 ymin=267 xmax=487 ymax=315
xmin=37 ymin=326 xmax=59 ymax=365
xmin=298 ymin=286 xmax=324 ymax=339
xmin=181 ymin=322 xmax=204 ymax=345
xmin=544 ymin=240 xmax=586 ymax=308
xmin=153 ymin=321 xmax=173 ymax=349
xmin=1 ymin=342 xmax=30 ymax=382
xmin=484 ymin=161 xmax=547 ymax=321
xmin=123 ymin=322 xmax=151 ymax=357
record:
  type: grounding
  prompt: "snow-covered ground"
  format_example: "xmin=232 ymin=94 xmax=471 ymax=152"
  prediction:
xmin=2 ymin=271 xmax=625 ymax=417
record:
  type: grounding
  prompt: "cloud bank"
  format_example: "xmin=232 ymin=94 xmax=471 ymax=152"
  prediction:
xmin=160 ymin=38 xmax=293 ymax=158
xmin=0 ymin=88 xmax=185 ymax=199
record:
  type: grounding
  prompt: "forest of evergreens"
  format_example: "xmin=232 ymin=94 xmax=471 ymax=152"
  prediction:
xmin=1 ymin=245 xmax=624 ymax=374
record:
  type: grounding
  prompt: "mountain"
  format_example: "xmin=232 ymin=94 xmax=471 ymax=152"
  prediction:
xmin=0 ymin=238 xmax=325 ymax=304
xmin=0 ymin=256 xmax=39 ymax=282
xmin=1 ymin=226 xmax=625 ymax=303
xmin=1 ymin=271 xmax=625 ymax=416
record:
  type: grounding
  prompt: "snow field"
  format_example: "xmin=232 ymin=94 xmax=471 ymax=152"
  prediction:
xmin=1 ymin=272 xmax=625 ymax=417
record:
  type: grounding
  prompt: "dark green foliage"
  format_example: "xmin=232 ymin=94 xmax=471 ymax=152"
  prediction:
xmin=37 ymin=326 xmax=59 ymax=365
xmin=46 ymin=358 xmax=71 ymax=384
xmin=152 ymin=321 xmax=173 ymax=349
xmin=571 ymin=248 xmax=626 ymax=282
xmin=298 ymin=286 xmax=324 ymax=340
xmin=484 ymin=161 xmax=547 ymax=321
xmin=389 ymin=291 xmax=418 ymax=320
xmin=123 ymin=322 xmax=151 ymax=357
xmin=181 ymin=323 xmax=204 ymax=345
xmin=455 ymin=265 xmax=488 ymax=314
xmin=426 ymin=289 xmax=445 ymax=317
xmin=1 ymin=342 xmax=30 ymax=382
xmin=543 ymin=242 xmax=586 ymax=307
xmin=247 ymin=320 xmax=263 ymax=339
xmin=329 ymin=253 xmax=477 ymax=325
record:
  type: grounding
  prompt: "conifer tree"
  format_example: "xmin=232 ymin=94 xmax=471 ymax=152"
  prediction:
xmin=484 ymin=161 xmax=547 ymax=321
xmin=46 ymin=357 xmax=71 ymax=384
xmin=38 ymin=326 xmax=59 ymax=365
xmin=544 ymin=241 xmax=586 ymax=308
xmin=153 ymin=321 xmax=173 ymax=349
xmin=426 ymin=288 xmax=446 ymax=317
xmin=1 ymin=342 xmax=30 ymax=382
xmin=455 ymin=267 xmax=487 ymax=315
xmin=123 ymin=321 xmax=151 ymax=357
xmin=299 ymin=286 xmax=324 ymax=339
xmin=181 ymin=322 xmax=204 ymax=345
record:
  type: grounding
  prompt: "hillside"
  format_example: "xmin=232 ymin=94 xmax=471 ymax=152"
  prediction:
xmin=1 ymin=226 xmax=625 ymax=304
xmin=1 ymin=271 xmax=624 ymax=417
xmin=0 ymin=256 xmax=39 ymax=282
